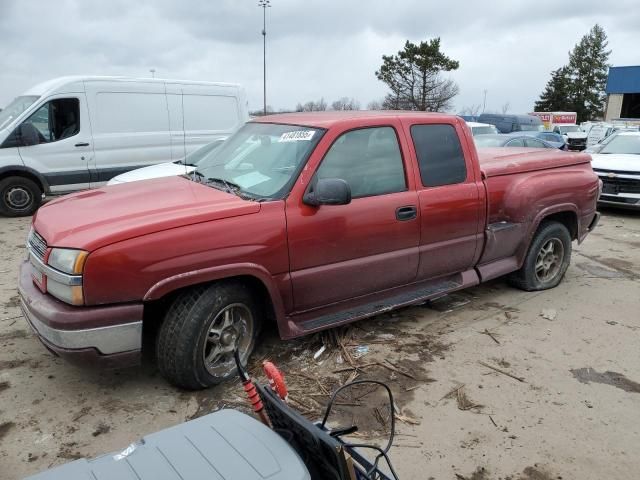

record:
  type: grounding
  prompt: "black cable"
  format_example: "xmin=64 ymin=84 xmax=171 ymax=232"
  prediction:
xmin=320 ymin=380 xmax=399 ymax=480
xmin=233 ymin=349 xmax=249 ymax=382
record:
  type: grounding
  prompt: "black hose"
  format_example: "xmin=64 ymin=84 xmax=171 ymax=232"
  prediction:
xmin=320 ymin=379 xmax=399 ymax=480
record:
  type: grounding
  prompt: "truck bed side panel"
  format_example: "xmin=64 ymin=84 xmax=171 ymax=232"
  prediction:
xmin=479 ymin=162 xmax=599 ymax=269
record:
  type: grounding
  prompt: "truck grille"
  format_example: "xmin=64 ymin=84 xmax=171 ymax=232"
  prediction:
xmin=601 ymin=177 xmax=640 ymax=195
xmin=28 ymin=229 xmax=47 ymax=261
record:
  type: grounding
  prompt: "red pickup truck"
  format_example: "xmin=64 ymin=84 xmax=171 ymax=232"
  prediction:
xmin=18 ymin=112 xmax=601 ymax=389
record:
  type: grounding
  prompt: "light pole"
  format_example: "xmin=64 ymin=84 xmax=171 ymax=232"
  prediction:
xmin=482 ymin=89 xmax=487 ymax=113
xmin=150 ymin=68 xmax=156 ymax=78
xmin=259 ymin=0 xmax=271 ymax=116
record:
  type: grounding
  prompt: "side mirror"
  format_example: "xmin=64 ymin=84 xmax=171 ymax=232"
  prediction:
xmin=303 ymin=178 xmax=351 ymax=207
xmin=17 ymin=123 xmax=40 ymax=146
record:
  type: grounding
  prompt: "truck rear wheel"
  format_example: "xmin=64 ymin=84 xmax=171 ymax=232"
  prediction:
xmin=156 ymin=281 xmax=261 ymax=390
xmin=508 ymin=221 xmax=572 ymax=291
xmin=0 ymin=176 xmax=42 ymax=217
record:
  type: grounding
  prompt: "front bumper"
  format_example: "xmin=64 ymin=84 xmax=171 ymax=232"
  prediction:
xmin=18 ymin=261 xmax=143 ymax=368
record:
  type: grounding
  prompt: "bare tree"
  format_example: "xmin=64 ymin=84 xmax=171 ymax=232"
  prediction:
xmin=366 ymin=99 xmax=384 ymax=110
xmin=296 ymin=98 xmax=328 ymax=112
xmin=459 ymin=104 xmax=482 ymax=116
xmin=501 ymin=101 xmax=511 ymax=114
xmin=331 ymin=97 xmax=361 ymax=111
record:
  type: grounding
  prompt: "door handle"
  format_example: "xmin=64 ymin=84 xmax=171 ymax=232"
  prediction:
xmin=396 ymin=205 xmax=417 ymax=221
xmin=75 ymin=142 xmax=90 ymax=147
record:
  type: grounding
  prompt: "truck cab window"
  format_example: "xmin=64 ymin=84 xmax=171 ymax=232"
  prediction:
xmin=19 ymin=98 xmax=80 ymax=145
xmin=316 ymin=126 xmax=406 ymax=198
xmin=410 ymin=124 xmax=467 ymax=187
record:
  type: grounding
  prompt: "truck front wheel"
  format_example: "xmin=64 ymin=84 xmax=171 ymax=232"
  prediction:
xmin=508 ymin=221 xmax=572 ymax=291
xmin=156 ymin=281 xmax=260 ymax=390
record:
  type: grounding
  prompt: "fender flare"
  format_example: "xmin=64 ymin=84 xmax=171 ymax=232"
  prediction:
xmin=516 ymin=203 xmax=579 ymax=266
xmin=143 ymin=262 xmax=287 ymax=327
xmin=0 ymin=165 xmax=50 ymax=193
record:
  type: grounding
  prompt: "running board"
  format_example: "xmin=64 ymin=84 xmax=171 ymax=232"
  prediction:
xmin=291 ymin=270 xmax=479 ymax=335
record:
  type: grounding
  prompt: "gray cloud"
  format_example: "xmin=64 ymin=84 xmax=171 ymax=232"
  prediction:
xmin=1 ymin=0 xmax=638 ymax=114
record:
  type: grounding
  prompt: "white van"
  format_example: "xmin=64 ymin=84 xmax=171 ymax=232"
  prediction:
xmin=0 ymin=76 xmax=248 ymax=216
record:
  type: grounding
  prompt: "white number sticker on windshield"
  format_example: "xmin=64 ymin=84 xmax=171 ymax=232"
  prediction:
xmin=278 ymin=130 xmax=315 ymax=142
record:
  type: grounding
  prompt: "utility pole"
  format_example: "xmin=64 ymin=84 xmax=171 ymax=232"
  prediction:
xmin=259 ymin=0 xmax=271 ymax=116
xmin=482 ymin=89 xmax=488 ymax=113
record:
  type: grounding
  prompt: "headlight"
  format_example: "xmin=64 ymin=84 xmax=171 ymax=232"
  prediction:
xmin=48 ymin=248 xmax=88 ymax=275
xmin=46 ymin=279 xmax=84 ymax=305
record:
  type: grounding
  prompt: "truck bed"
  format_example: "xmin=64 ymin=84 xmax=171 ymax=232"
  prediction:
xmin=478 ymin=148 xmax=591 ymax=178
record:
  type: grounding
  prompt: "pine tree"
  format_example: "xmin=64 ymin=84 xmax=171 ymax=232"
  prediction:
xmin=533 ymin=24 xmax=611 ymax=121
xmin=568 ymin=24 xmax=611 ymax=121
xmin=534 ymin=66 xmax=573 ymax=112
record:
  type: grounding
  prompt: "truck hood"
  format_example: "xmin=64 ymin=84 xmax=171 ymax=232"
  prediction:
xmin=107 ymin=162 xmax=196 ymax=185
xmin=33 ymin=176 xmax=261 ymax=251
xmin=591 ymin=153 xmax=640 ymax=173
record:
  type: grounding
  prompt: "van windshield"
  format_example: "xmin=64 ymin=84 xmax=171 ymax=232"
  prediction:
xmin=194 ymin=122 xmax=323 ymax=200
xmin=0 ymin=96 xmax=39 ymax=130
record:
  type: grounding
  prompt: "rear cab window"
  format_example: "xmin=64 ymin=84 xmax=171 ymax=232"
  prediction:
xmin=410 ymin=124 xmax=467 ymax=187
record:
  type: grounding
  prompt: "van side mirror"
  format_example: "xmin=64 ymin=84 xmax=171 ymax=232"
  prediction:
xmin=303 ymin=178 xmax=352 ymax=207
xmin=17 ymin=123 xmax=40 ymax=146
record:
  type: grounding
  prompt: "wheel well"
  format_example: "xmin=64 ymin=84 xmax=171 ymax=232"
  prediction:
xmin=540 ymin=211 xmax=578 ymax=240
xmin=141 ymin=274 xmax=277 ymax=358
xmin=0 ymin=170 xmax=45 ymax=194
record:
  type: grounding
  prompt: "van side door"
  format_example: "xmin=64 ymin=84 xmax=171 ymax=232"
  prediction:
xmin=402 ymin=118 xmax=485 ymax=281
xmin=16 ymin=93 xmax=92 ymax=193
xmin=84 ymin=80 xmax=172 ymax=186
xmin=166 ymin=83 xmax=245 ymax=157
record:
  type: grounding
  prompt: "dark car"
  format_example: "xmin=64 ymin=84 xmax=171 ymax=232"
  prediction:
xmin=507 ymin=131 xmax=566 ymax=149
xmin=477 ymin=113 xmax=544 ymax=133
xmin=474 ymin=134 xmax=556 ymax=149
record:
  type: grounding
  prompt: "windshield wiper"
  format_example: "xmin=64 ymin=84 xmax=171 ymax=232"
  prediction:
xmin=206 ymin=177 xmax=242 ymax=193
xmin=174 ymin=160 xmax=198 ymax=166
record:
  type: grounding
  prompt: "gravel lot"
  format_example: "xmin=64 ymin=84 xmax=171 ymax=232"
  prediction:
xmin=1 ymin=209 xmax=639 ymax=479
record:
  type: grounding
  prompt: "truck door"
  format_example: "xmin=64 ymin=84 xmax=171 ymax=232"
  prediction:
xmin=403 ymin=120 xmax=484 ymax=280
xmin=286 ymin=123 xmax=420 ymax=312
xmin=17 ymin=93 xmax=92 ymax=193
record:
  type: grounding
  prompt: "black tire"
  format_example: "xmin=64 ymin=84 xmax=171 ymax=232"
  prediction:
xmin=508 ymin=221 xmax=572 ymax=291
xmin=156 ymin=281 xmax=261 ymax=390
xmin=0 ymin=176 xmax=42 ymax=217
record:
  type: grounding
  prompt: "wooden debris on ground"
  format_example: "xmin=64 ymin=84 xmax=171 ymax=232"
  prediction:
xmin=478 ymin=360 xmax=526 ymax=383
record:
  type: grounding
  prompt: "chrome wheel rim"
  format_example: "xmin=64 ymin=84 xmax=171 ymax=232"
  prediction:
xmin=5 ymin=186 xmax=32 ymax=210
xmin=202 ymin=303 xmax=254 ymax=377
xmin=535 ymin=238 xmax=564 ymax=283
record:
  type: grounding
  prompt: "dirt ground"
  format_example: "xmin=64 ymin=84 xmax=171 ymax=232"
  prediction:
xmin=0 ymin=208 xmax=639 ymax=479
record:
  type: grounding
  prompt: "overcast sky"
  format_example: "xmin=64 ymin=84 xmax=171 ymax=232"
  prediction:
xmin=1 ymin=0 xmax=638 ymax=114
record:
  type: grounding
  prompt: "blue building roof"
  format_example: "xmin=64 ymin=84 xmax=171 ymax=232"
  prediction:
xmin=606 ymin=66 xmax=640 ymax=94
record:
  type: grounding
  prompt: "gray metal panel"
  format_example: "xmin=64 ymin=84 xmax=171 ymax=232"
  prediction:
xmin=25 ymin=410 xmax=310 ymax=480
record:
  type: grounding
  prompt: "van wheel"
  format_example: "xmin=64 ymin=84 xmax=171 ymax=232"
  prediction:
xmin=156 ymin=281 xmax=261 ymax=390
xmin=508 ymin=221 xmax=572 ymax=291
xmin=0 ymin=176 xmax=42 ymax=217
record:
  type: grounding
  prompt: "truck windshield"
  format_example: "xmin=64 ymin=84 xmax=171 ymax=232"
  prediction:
xmin=0 ymin=95 xmax=39 ymax=130
xmin=600 ymin=135 xmax=640 ymax=155
xmin=194 ymin=122 xmax=323 ymax=199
